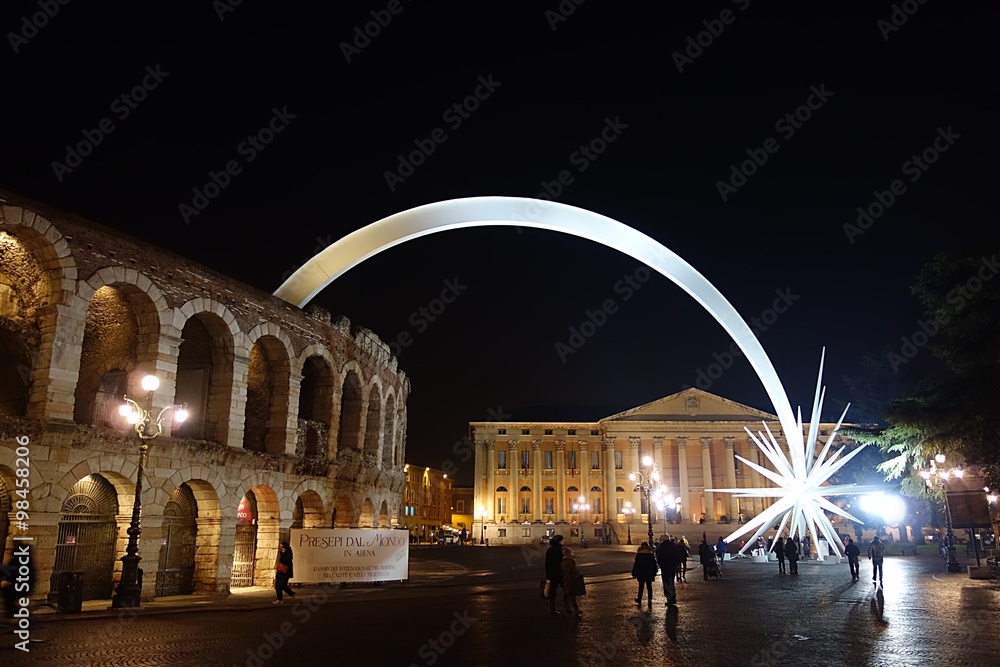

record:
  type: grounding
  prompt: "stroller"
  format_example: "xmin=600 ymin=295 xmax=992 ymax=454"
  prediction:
xmin=705 ymin=557 xmax=722 ymax=579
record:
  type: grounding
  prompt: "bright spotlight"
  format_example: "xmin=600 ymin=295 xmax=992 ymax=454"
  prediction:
xmin=861 ymin=493 xmax=905 ymax=526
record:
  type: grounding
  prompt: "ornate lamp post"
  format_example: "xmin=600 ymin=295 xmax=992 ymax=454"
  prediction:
xmin=112 ymin=374 xmax=188 ymax=608
xmin=630 ymin=456 xmax=663 ymax=547
xmin=623 ymin=501 xmax=636 ymax=545
xmin=920 ymin=454 xmax=963 ymax=574
xmin=477 ymin=507 xmax=488 ymax=545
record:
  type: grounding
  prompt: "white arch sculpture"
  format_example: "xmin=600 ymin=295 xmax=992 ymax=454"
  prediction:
xmin=274 ymin=196 xmax=867 ymax=557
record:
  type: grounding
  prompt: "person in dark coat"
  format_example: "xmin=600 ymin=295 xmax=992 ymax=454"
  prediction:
xmin=698 ymin=538 xmax=715 ymax=580
xmin=544 ymin=534 xmax=564 ymax=615
xmin=784 ymin=535 xmax=799 ymax=575
xmin=631 ymin=542 xmax=658 ymax=605
xmin=676 ymin=537 xmax=689 ymax=582
xmin=845 ymin=538 xmax=861 ymax=580
xmin=274 ymin=541 xmax=296 ymax=604
xmin=775 ymin=537 xmax=786 ymax=574
xmin=655 ymin=537 xmax=678 ymax=605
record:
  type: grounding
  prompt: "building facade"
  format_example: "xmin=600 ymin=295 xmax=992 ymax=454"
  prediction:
xmin=0 ymin=194 xmax=409 ymax=601
xmin=401 ymin=464 xmax=453 ymax=542
xmin=450 ymin=485 xmax=474 ymax=536
xmin=471 ymin=389 xmax=850 ymax=546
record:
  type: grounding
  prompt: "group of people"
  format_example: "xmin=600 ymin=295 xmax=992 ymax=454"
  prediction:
xmin=766 ymin=534 xmax=886 ymax=583
xmin=543 ymin=535 xmax=586 ymax=617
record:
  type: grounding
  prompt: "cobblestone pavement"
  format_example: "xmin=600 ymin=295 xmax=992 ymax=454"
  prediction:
xmin=2 ymin=550 xmax=997 ymax=666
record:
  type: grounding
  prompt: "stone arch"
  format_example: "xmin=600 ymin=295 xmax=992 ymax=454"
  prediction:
xmin=381 ymin=391 xmax=395 ymax=469
xmin=292 ymin=489 xmax=326 ymax=529
xmin=378 ymin=500 xmax=390 ymax=527
xmin=150 ymin=476 xmax=222 ymax=594
xmin=363 ymin=382 xmax=382 ymax=459
xmin=358 ymin=498 xmax=375 ymax=528
xmin=337 ymin=366 xmax=364 ymax=453
xmin=333 ymin=495 xmax=354 ymax=527
xmin=230 ymin=483 xmax=281 ymax=588
xmin=273 ymin=196 xmax=799 ymax=443
xmin=296 ymin=347 xmax=336 ymax=458
xmin=172 ymin=303 xmax=238 ymax=444
xmin=242 ymin=327 xmax=294 ymax=454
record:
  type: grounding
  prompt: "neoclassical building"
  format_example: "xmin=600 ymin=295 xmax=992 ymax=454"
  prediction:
xmin=0 ymin=193 xmax=409 ymax=601
xmin=471 ymin=389 xmax=851 ymax=546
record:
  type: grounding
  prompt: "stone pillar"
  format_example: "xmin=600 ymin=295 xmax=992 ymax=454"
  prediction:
xmin=30 ymin=303 xmax=83 ymax=423
xmin=507 ymin=440 xmax=519 ymax=521
xmin=628 ymin=436 xmax=641 ymax=515
xmin=485 ymin=440 xmax=495 ymax=521
xmin=653 ymin=435 xmax=666 ymax=489
xmin=474 ymin=441 xmax=485 ymax=521
xmin=677 ymin=437 xmax=690 ymax=521
xmin=748 ymin=437 xmax=764 ymax=517
xmin=701 ymin=437 xmax=714 ymax=521
xmin=578 ymin=442 xmax=589 ymax=520
xmin=555 ymin=441 xmax=566 ymax=521
xmin=724 ymin=436 xmax=738 ymax=520
xmin=228 ymin=354 xmax=251 ymax=449
xmin=532 ymin=440 xmax=542 ymax=520
xmin=603 ymin=437 xmax=616 ymax=518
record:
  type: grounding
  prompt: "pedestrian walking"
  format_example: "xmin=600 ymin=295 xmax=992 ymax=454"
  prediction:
xmin=678 ymin=536 xmax=690 ymax=581
xmin=715 ymin=536 xmax=728 ymax=568
xmin=273 ymin=541 xmax=296 ymax=604
xmin=631 ymin=542 xmax=658 ymax=605
xmin=845 ymin=537 xmax=861 ymax=580
xmin=656 ymin=536 xmax=678 ymax=605
xmin=560 ymin=546 xmax=582 ymax=617
xmin=544 ymin=534 xmax=564 ymax=615
xmin=868 ymin=535 xmax=885 ymax=583
xmin=775 ymin=536 xmax=786 ymax=574
xmin=802 ymin=535 xmax=811 ymax=560
xmin=698 ymin=538 xmax=715 ymax=580
xmin=784 ymin=535 xmax=799 ymax=575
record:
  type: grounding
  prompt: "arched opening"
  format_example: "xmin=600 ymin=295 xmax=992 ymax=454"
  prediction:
xmin=243 ymin=337 xmax=290 ymax=454
xmin=337 ymin=371 xmax=362 ymax=452
xmin=359 ymin=498 xmax=375 ymax=528
xmin=495 ymin=486 xmax=509 ymax=521
xmin=297 ymin=356 xmax=333 ymax=457
xmin=590 ymin=486 xmax=603 ymax=516
xmin=0 ymin=328 xmax=30 ymax=416
xmin=155 ymin=483 xmax=197 ymax=597
xmin=0 ymin=231 xmax=46 ymax=417
xmin=73 ymin=285 xmax=158 ymax=427
xmin=382 ymin=394 xmax=395 ymax=468
xmin=542 ymin=486 xmax=556 ymax=518
xmin=173 ymin=314 xmax=234 ymax=442
xmin=333 ymin=496 xmax=354 ymax=527
xmin=51 ymin=474 xmax=119 ymax=601
xmin=293 ymin=490 xmax=325 ymax=529
xmin=518 ymin=486 xmax=532 ymax=519
xmin=567 ymin=486 xmax=580 ymax=518
xmin=363 ymin=385 xmax=381 ymax=459
xmin=378 ymin=500 xmax=390 ymax=527
xmin=231 ymin=491 xmax=258 ymax=589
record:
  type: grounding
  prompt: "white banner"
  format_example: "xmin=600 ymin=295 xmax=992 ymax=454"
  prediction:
xmin=290 ymin=528 xmax=409 ymax=584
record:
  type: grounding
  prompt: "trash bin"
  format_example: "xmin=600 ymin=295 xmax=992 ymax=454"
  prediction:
xmin=57 ymin=571 xmax=84 ymax=613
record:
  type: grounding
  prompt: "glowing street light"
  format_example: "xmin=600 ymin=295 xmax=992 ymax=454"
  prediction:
xmin=623 ymin=501 xmax=636 ymax=545
xmin=630 ymin=456 xmax=665 ymax=547
xmin=920 ymin=454 xmax=963 ymax=573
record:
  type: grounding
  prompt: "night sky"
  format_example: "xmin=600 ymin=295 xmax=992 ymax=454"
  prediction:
xmin=2 ymin=2 xmax=997 ymax=485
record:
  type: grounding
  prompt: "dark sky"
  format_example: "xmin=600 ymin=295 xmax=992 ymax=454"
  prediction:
xmin=2 ymin=2 xmax=997 ymax=485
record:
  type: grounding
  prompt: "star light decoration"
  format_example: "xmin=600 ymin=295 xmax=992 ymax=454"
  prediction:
xmin=708 ymin=350 xmax=884 ymax=558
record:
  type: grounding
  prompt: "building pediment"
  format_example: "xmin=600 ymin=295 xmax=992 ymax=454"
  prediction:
xmin=600 ymin=388 xmax=778 ymax=423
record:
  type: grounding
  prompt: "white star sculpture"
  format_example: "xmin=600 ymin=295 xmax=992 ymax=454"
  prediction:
xmin=707 ymin=350 xmax=882 ymax=559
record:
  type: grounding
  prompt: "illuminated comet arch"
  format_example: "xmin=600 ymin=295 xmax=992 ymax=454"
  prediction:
xmin=274 ymin=196 xmax=868 ymax=555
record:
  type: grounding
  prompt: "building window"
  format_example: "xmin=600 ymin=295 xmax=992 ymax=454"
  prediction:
xmin=522 ymin=528 xmax=531 ymax=537
xmin=496 ymin=497 xmax=507 ymax=515
xmin=498 ymin=429 xmax=506 ymax=435
xmin=592 ymin=497 xmax=602 ymax=514
xmin=521 ymin=450 xmax=530 ymax=469
xmin=497 ymin=528 xmax=507 ymax=537
xmin=567 ymin=451 xmax=577 ymax=470
xmin=497 ymin=450 xmax=506 ymax=469
xmin=568 ymin=429 xmax=576 ymax=435
xmin=521 ymin=429 xmax=530 ymax=435
xmin=457 ymin=500 xmax=465 ymax=513
xmin=591 ymin=451 xmax=600 ymax=469
xmin=614 ymin=451 xmax=623 ymax=469
xmin=520 ymin=497 xmax=530 ymax=514
xmin=545 ymin=498 xmax=554 ymax=514
xmin=544 ymin=429 xmax=553 ymax=435
xmin=616 ymin=497 xmax=624 ymax=514
xmin=544 ymin=451 xmax=553 ymax=469
xmin=594 ymin=528 xmax=604 ymax=538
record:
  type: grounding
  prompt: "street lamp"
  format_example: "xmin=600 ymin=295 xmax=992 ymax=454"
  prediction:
xmin=630 ymin=456 xmax=663 ymax=547
xmin=573 ymin=496 xmax=591 ymax=517
xmin=920 ymin=454 xmax=963 ymax=573
xmin=623 ymin=501 xmax=636 ymax=545
xmin=112 ymin=374 xmax=188 ymax=608
xmin=477 ymin=507 xmax=488 ymax=545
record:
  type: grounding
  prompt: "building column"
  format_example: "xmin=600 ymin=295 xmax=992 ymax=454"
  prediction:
xmin=507 ymin=440 xmax=519 ymax=522
xmin=748 ymin=437 xmax=764 ymax=517
xmin=532 ymin=440 xmax=542 ymax=520
xmin=555 ymin=441 xmax=566 ymax=521
xmin=653 ymin=435 xmax=666 ymax=489
xmin=474 ymin=441 xmax=485 ymax=521
xmin=485 ymin=440 xmax=495 ymax=521
xmin=578 ymin=442 xmax=589 ymax=521
xmin=701 ymin=437 xmax=714 ymax=522
xmin=603 ymin=437 xmax=616 ymax=518
xmin=677 ymin=437 xmax=690 ymax=521
xmin=724 ymin=436 xmax=738 ymax=520
xmin=628 ymin=436 xmax=642 ymax=515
